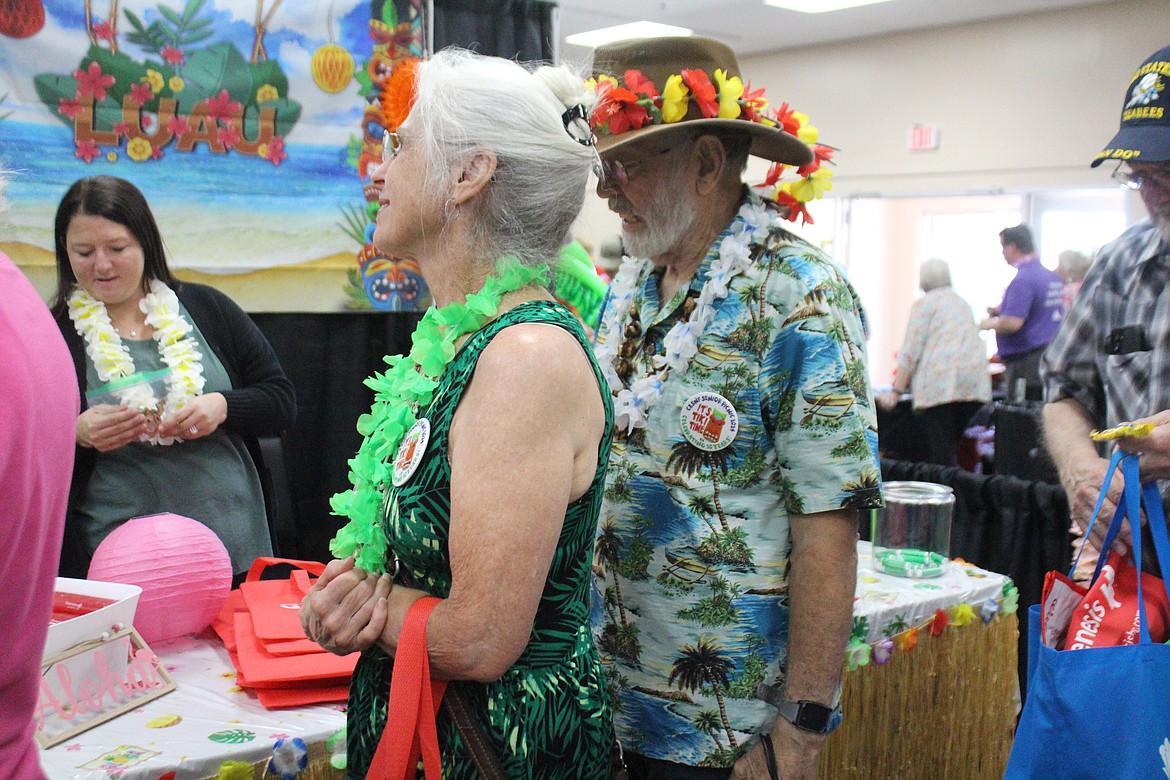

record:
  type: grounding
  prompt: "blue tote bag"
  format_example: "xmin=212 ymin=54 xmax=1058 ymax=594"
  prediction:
xmin=1005 ymin=451 xmax=1170 ymax=779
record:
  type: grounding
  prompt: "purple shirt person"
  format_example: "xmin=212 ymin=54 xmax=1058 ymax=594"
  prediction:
xmin=981 ymin=224 xmax=1064 ymax=399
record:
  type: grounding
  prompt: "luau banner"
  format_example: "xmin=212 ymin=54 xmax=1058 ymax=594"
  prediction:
xmin=0 ymin=0 xmax=430 ymax=312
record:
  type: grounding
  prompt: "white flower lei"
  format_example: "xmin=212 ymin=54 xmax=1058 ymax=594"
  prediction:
xmin=597 ymin=197 xmax=781 ymax=434
xmin=68 ymin=279 xmax=205 ymax=445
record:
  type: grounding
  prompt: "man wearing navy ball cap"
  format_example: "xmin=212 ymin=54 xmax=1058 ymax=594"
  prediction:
xmin=1042 ymin=43 xmax=1170 ymax=563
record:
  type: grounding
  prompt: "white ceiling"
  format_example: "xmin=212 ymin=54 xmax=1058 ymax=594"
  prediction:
xmin=556 ymin=0 xmax=1121 ymax=63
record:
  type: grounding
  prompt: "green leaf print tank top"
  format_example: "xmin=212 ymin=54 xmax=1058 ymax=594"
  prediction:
xmin=346 ymin=300 xmax=616 ymax=779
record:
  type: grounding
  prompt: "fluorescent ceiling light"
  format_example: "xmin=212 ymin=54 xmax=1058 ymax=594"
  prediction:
xmin=565 ymin=21 xmax=692 ymax=48
xmin=763 ymin=0 xmax=894 ymax=13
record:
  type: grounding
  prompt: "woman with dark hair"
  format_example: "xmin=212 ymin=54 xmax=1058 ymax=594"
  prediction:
xmin=51 ymin=175 xmax=296 ymax=580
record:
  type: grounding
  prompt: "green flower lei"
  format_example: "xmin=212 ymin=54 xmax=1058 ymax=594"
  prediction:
xmin=329 ymin=256 xmax=550 ymax=572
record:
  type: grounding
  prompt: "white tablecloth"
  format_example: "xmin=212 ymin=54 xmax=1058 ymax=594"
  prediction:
xmin=38 ymin=634 xmax=346 ymax=780
xmin=853 ymin=541 xmax=1011 ymax=643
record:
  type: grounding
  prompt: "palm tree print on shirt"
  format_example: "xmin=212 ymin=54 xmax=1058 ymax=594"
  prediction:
xmin=596 ymin=521 xmax=641 ymax=664
xmin=670 ymin=636 xmax=738 ymax=750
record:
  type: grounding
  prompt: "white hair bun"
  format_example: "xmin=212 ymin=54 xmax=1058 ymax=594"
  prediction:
xmin=532 ymin=65 xmax=595 ymax=114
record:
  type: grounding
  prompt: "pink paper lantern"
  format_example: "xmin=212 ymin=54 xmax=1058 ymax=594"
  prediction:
xmin=88 ymin=513 xmax=232 ymax=645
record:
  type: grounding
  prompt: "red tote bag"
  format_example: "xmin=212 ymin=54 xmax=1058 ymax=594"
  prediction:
xmin=239 ymin=557 xmax=326 ymax=641
xmin=233 ymin=611 xmax=357 ymax=686
xmin=367 ymin=597 xmax=447 ymax=780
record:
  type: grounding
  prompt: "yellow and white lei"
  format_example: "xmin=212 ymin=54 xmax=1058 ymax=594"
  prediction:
xmin=68 ymin=279 xmax=205 ymax=445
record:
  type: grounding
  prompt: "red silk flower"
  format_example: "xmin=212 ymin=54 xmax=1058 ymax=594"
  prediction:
xmin=759 ymin=161 xmax=785 ymax=188
xmin=797 ymin=145 xmax=835 ymax=177
xmin=772 ymin=101 xmax=801 ymax=137
xmin=680 ymin=69 xmax=718 ymax=118
xmin=594 ymin=82 xmax=650 ymax=135
xmin=741 ymin=82 xmax=768 ymax=121
xmin=623 ymin=69 xmax=660 ymax=99
xmin=929 ymin=608 xmax=949 ymax=637
xmin=774 ymin=190 xmax=813 ymax=226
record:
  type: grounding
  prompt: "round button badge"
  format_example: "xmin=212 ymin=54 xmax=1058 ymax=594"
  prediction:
xmin=392 ymin=418 xmax=430 ymax=487
xmin=680 ymin=392 xmax=739 ymax=451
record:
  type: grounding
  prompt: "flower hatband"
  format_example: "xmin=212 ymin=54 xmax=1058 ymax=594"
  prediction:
xmin=588 ymin=68 xmax=836 ymax=225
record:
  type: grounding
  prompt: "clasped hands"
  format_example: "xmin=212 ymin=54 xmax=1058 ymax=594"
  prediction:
xmin=299 ymin=556 xmax=396 ymax=656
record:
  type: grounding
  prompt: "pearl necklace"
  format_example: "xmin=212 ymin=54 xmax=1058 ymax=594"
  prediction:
xmin=68 ymin=279 xmax=206 ymax=445
xmin=597 ymin=197 xmax=780 ymax=434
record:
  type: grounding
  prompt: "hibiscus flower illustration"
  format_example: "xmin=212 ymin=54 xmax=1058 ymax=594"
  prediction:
xmin=75 ymin=139 xmax=101 ymax=163
xmin=73 ymin=62 xmax=115 ymax=102
xmin=204 ymin=90 xmax=242 ymax=126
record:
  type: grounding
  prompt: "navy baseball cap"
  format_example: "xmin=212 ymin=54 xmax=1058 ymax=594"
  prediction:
xmin=1092 ymin=43 xmax=1170 ymax=167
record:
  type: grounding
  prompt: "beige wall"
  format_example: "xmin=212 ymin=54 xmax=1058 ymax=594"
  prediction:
xmin=572 ymin=0 xmax=1168 ymax=381
xmin=737 ymin=0 xmax=1170 ymax=196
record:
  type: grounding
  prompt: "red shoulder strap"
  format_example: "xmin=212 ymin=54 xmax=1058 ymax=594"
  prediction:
xmin=366 ymin=596 xmax=448 ymax=780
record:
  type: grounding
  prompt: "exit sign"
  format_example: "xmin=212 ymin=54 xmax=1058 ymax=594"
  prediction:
xmin=909 ymin=124 xmax=940 ymax=151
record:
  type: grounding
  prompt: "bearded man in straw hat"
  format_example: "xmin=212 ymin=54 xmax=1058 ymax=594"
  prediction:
xmin=587 ymin=36 xmax=881 ymax=780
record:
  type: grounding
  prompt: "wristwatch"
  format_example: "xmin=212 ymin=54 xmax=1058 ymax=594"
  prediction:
xmin=756 ymin=682 xmax=843 ymax=735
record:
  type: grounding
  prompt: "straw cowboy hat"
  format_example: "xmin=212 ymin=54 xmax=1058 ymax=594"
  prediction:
xmin=589 ymin=36 xmax=814 ymax=166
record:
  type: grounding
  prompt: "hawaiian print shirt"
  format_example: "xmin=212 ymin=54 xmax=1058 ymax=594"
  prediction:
xmin=590 ymin=191 xmax=881 ymax=768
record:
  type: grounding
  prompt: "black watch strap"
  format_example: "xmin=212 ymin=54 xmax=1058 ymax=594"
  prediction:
xmin=756 ymin=682 xmax=843 ymax=735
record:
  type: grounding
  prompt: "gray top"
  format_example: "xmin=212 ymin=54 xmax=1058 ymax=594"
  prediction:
xmin=76 ymin=303 xmax=271 ymax=574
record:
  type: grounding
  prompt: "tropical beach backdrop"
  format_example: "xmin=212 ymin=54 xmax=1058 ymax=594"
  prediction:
xmin=0 ymin=0 xmax=428 ymax=311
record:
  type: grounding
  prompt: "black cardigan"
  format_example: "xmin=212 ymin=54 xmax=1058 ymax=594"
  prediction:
xmin=53 ymin=281 xmax=297 ymax=577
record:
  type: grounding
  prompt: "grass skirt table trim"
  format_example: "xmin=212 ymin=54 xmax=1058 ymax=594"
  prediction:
xmin=818 ymin=611 xmax=1018 ymax=779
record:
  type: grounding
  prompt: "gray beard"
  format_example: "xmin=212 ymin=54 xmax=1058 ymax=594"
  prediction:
xmin=620 ymin=170 xmax=699 ymax=260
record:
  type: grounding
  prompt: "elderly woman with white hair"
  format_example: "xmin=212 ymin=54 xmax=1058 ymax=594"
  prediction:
xmin=877 ymin=258 xmax=991 ymax=466
xmin=298 ymin=49 xmax=615 ymax=778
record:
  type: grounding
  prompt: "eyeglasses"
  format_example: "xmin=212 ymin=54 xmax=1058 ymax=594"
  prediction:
xmin=383 ymin=130 xmax=400 ymax=164
xmin=1112 ymin=164 xmax=1170 ymax=191
xmin=593 ymin=142 xmax=684 ymax=188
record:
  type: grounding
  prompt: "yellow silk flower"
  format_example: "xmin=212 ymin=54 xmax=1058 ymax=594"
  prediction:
xmin=661 ymin=74 xmax=690 ymax=123
xmin=948 ymin=602 xmax=977 ymax=627
xmin=793 ymin=111 xmax=819 ymax=144
xmin=788 ymin=168 xmax=833 ymax=201
xmin=713 ymin=69 xmax=743 ymax=119
xmin=586 ymin=74 xmax=618 ymax=93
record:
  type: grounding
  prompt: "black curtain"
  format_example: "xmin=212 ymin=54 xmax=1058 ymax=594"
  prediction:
xmin=251 ymin=313 xmax=421 ymax=562
xmin=432 ymin=0 xmax=556 ymax=60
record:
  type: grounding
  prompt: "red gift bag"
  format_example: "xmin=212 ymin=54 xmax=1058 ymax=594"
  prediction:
xmin=1062 ymin=549 xmax=1170 ymax=650
xmin=239 ymin=557 xmax=325 ymax=641
xmin=213 ymin=557 xmax=355 ymax=709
